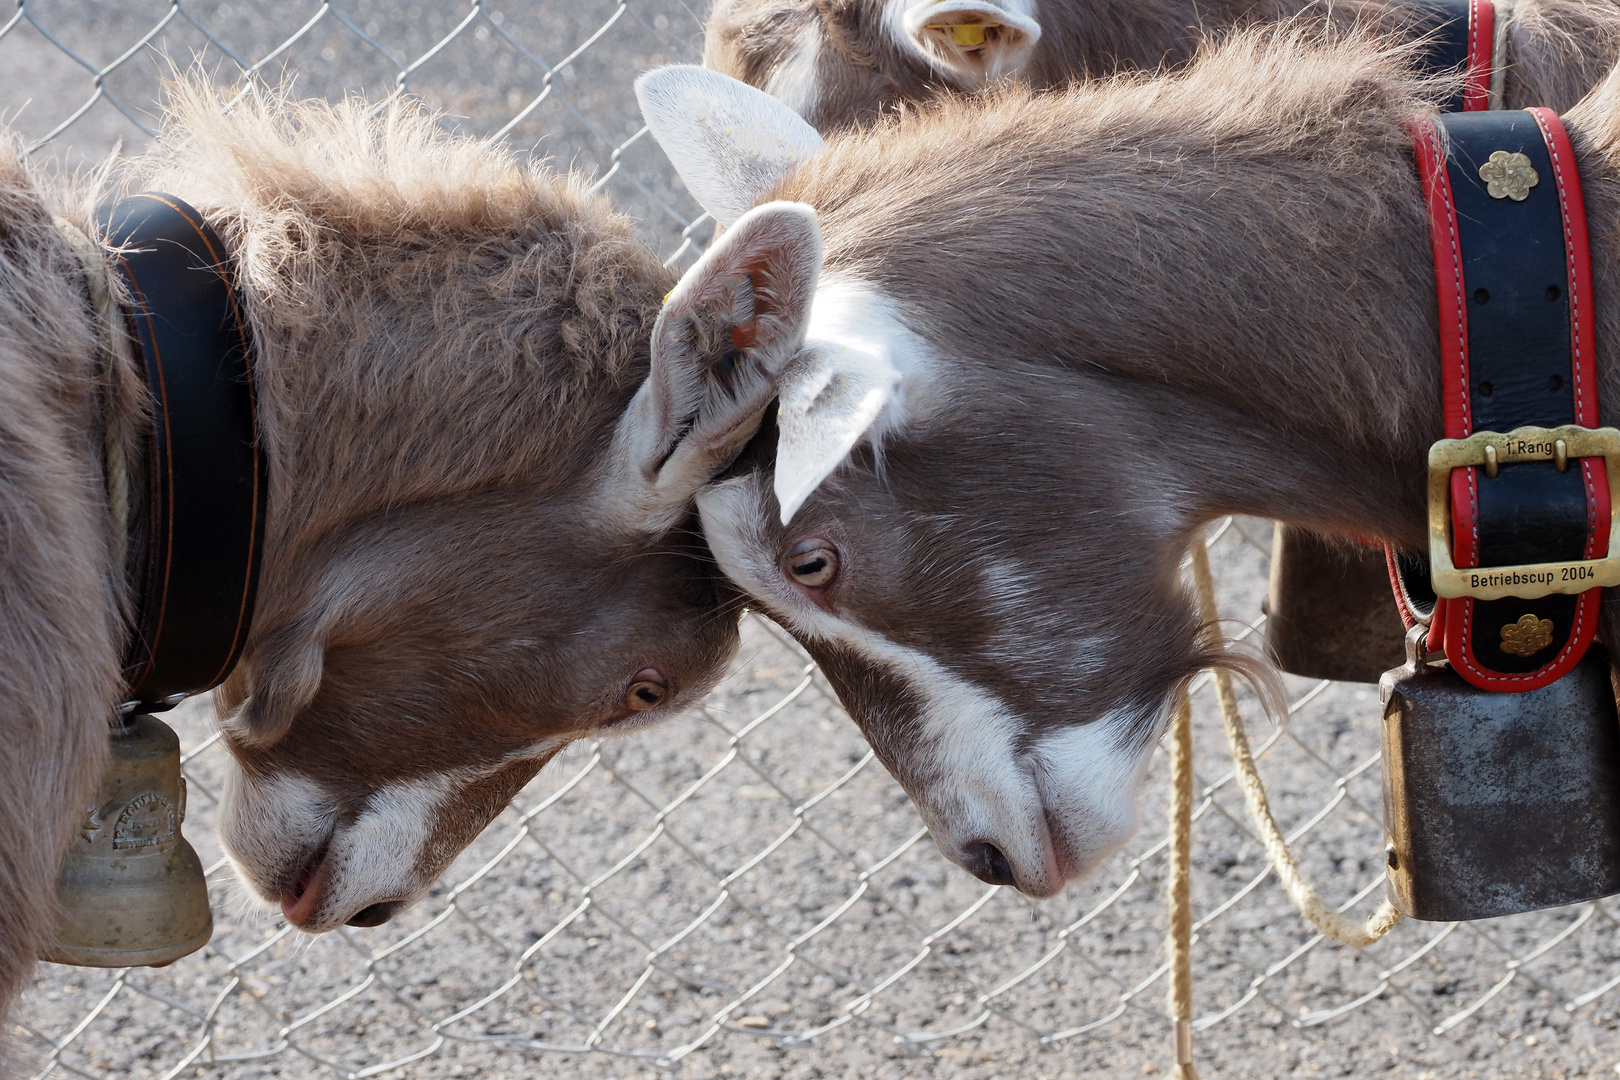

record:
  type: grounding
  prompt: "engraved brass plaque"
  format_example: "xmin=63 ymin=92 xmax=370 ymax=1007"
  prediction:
xmin=1427 ymin=425 xmax=1620 ymax=600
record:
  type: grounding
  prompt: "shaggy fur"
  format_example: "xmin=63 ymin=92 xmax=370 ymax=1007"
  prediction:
xmin=642 ymin=30 xmax=1620 ymax=894
xmin=704 ymin=0 xmax=1620 ymax=131
xmin=0 ymin=145 xmax=123 ymax=1078
xmin=0 ymin=86 xmax=742 ymax=1066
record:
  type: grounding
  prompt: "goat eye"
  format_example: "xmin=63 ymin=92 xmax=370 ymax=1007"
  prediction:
xmin=625 ymin=668 xmax=668 ymax=712
xmin=784 ymin=540 xmax=839 ymax=589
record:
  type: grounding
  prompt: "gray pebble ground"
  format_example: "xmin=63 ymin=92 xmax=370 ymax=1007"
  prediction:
xmin=7 ymin=3 xmax=1620 ymax=1076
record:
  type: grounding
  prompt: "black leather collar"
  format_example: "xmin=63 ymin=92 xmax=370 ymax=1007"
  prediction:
xmin=95 ymin=193 xmax=267 ymax=712
xmin=1408 ymin=0 xmax=1494 ymax=113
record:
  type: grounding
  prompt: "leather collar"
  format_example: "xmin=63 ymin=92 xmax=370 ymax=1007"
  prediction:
xmin=1397 ymin=109 xmax=1607 ymax=692
xmin=94 ymin=193 xmax=267 ymax=713
xmin=1408 ymin=0 xmax=1496 ymax=112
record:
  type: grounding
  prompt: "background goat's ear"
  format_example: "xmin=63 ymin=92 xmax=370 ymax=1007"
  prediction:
xmin=619 ymin=201 xmax=823 ymax=521
xmin=636 ymin=65 xmax=824 ymax=227
xmin=899 ymin=0 xmax=1042 ymax=86
xmin=774 ymin=342 xmax=901 ymax=525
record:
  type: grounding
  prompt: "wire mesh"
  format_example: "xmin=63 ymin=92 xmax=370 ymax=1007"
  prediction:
xmin=8 ymin=3 xmax=1620 ymax=1077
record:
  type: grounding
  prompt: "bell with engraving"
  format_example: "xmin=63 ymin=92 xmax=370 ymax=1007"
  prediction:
xmin=1380 ymin=627 xmax=1620 ymax=921
xmin=44 ymin=712 xmax=212 ymax=967
xmin=1264 ymin=524 xmax=1408 ymax=683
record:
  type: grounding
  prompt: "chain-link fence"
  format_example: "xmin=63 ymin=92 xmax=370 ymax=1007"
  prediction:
xmin=9 ymin=4 xmax=1620 ymax=1077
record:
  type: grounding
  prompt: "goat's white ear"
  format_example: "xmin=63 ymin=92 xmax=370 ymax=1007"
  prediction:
xmin=636 ymin=65 xmax=824 ymax=227
xmin=897 ymin=0 xmax=1042 ymax=86
xmin=774 ymin=343 xmax=901 ymax=525
xmin=614 ymin=201 xmax=823 ymax=528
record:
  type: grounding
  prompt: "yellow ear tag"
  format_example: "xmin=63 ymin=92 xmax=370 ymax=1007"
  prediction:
xmin=927 ymin=22 xmax=994 ymax=48
xmin=662 ymin=290 xmax=673 ymax=305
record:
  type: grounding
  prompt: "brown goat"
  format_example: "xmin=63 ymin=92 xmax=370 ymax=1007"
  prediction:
xmin=0 ymin=86 xmax=741 ymax=1068
xmin=703 ymin=0 xmax=1620 ymax=130
xmin=632 ymin=33 xmax=1620 ymax=897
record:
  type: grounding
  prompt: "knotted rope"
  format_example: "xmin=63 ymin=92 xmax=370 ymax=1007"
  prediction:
xmin=1167 ymin=533 xmax=1404 ymax=1075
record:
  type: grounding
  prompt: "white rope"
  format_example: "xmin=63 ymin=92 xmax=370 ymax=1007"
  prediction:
xmin=1165 ymin=533 xmax=1404 ymax=1074
xmin=1188 ymin=536 xmax=1402 ymax=948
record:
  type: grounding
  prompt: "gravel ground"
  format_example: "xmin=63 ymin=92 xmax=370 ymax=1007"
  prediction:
xmin=8 ymin=4 xmax=1620 ymax=1077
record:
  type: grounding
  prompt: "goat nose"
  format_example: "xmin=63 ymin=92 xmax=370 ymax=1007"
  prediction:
xmin=964 ymin=841 xmax=1016 ymax=887
xmin=346 ymin=901 xmax=402 ymax=927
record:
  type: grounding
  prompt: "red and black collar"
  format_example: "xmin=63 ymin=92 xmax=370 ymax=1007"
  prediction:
xmin=1394 ymin=109 xmax=1616 ymax=692
xmin=1409 ymin=0 xmax=1496 ymax=113
xmin=94 ymin=194 xmax=267 ymax=713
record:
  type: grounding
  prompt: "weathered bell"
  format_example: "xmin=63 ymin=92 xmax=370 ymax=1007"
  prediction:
xmin=1380 ymin=628 xmax=1620 ymax=921
xmin=44 ymin=712 xmax=212 ymax=967
xmin=1264 ymin=523 xmax=1408 ymax=683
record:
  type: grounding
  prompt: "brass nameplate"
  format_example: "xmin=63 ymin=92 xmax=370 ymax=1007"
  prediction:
xmin=1489 ymin=433 xmax=1559 ymax=462
xmin=1428 ymin=425 xmax=1620 ymax=600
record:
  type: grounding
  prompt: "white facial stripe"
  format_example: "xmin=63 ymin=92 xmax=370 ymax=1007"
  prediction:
xmin=1029 ymin=701 xmax=1161 ymax=877
xmin=222 ymin=757 xmax=531 ymax=928
xmin=218 ymin=766 xmax=335 ymax=900
xmin=320 ymin=773 xmax=459 ymax=918
xmin=811 ymin=607 xmax=1060 ymax=893
xmin=697 ymin=486 xmax=1057 ymax=889
xmin=763 ymin=24 xmax=821 ymax=119
xmin=696 ymin=488 xmax=1157 ymax=894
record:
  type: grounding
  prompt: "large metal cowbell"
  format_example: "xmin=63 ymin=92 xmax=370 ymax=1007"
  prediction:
xmin=45 ymin=713 xmax=213 ymax=967
xmin=1380 ymin=628 xmax=1620 ymax=921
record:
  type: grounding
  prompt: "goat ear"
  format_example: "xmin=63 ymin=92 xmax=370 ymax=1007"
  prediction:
xmin=898 ymin=0 xmax=1042 ymax=86
xmin=774 ymin=341 xmax=901 ymax=525
xmin=636 ymin=65 xmax=824 ymax=227
xmin=227 ymin=630 xmax=324 ymax=749
xmin=617 ymin=201 xmax=823 ymax=525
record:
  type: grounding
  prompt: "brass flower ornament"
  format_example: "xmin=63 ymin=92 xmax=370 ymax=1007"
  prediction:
xmin=1478 ymin=150 xmax=1540 ymax=202
xmin=1499 ymin=613 xmax=1555 ymax=657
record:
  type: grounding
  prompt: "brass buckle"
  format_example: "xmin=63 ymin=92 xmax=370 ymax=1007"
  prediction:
xmin=1428 ymin=424 xmax=1620 ymax=600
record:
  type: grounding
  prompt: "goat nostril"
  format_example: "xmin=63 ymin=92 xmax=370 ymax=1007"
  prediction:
xmin=966 ymin=841 xmax=1016 ymax=887
xmin=347 ymin=901 xmax=401 ymax=927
